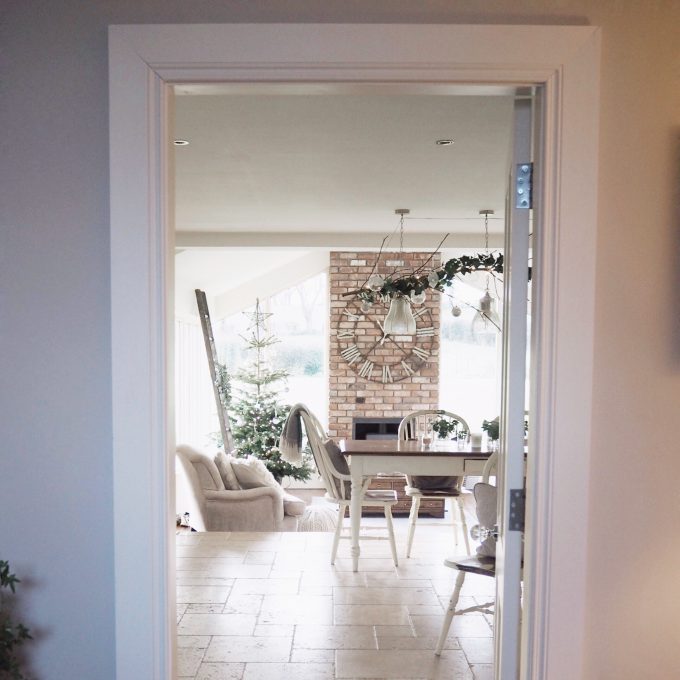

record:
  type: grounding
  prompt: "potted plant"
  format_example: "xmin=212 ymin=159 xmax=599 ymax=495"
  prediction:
xmin=481 ymin=417 xmax=500 ymax=443
xmin=431 ymin=416 xmax=468 ymax=442
xmin=0 ymin=560 xmax=32 ymax=679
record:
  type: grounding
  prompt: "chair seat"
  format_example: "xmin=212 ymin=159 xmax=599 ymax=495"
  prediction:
xmin=405 ymin=485 xmax=462 ymax=498
xmin=363 ymin=489 xmax=399 ymax=504
xmin=444 ymin=554 xmax=496 ymax=577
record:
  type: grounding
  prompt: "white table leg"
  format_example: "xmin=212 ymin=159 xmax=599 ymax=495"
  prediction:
xmin=350 ymin=468 xmax=363 ymax=572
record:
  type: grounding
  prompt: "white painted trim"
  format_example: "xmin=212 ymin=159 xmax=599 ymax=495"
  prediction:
xmin=175 ymin=231 xmax=506 ymax=249
xmin=109 ymin=23 xmax=600 ymax=679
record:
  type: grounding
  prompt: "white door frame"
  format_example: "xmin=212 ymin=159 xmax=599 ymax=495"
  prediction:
xmin=109 ymin=24 xmax=599 ymax=679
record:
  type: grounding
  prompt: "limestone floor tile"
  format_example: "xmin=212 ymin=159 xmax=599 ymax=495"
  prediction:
xmin=230 ymin=578 xmax=300 ymax=596
xmin=333 ymin=558 xmax=398 ymax=572
xmin=177 ymin=544 xmax=248 ymax=558
xmin=336 ymin=648 xmax=473 ymax=679
xmin=254 ymin=623 xmax=294 ymax=637
xmin=177 ymin=646 xmax=206 ymax=677
xmin=259 ymin=594 xmax=333 ymax=625
xmin=334 ymin=586 xmax=440 ymax=606
xmin=187 ymin=603 xmax=226 ymax=614
xmin=471 ymin=664 xmax=494 ymax=679
xmin=177 ymin=635 xmax=211 ymax=648
xmin=177 ymin=562 xmax=271 ymax=579
xmin=176 ymin=575 xmax=236 ymax=587
xmin=459 ymin=637 xmax=494 ymax=664
xmin=334 ymin=604 xmax=411 ymax=626
xmin=243 ymin=662 xmax=334 ymax=680
xmin=373 ymin=624 xmax=415 ymax=637
xmin=177 ymin=585 xmax=231 ymax=604
xmin=300 ymin=571 xmax=367 ymax=587
xmin=294 ymin=624 xmax=377 ymax=650
xmin=244 ymin=551 xmax=275 ymax=565
xmin=363 ymin=575 xmax=433 ymax=589
xmin=376 ymin=635 xmax=460 ymax=651
xmin=407 ymin=604 xmax=446 ymax=617
xmin=411 ymin=614 xmax=492 ymax=639
xmin=194 ymin=662 xmax=245 ymax=680
xmin=203 ymin=635 xmax=292 ymax=663
xmin=178 ymin=613 xmax=257 ymax=636
xmin=291 ymin=648 xmax=335 ymax=663
xmin=177 ymin=557 xmax=244 ymax=571
xmin=221 ymin=594 xmax=261 ymax=616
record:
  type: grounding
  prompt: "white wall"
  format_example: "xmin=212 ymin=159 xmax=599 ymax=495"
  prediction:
xmin=2 ymin=2 xmax=679 ymax=678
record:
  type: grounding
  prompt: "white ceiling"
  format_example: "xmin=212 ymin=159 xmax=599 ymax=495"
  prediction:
xmin=174 ymin=90 xmax=516 ymax=318
xmin=173 ymin=92 xmax=514 ymax=235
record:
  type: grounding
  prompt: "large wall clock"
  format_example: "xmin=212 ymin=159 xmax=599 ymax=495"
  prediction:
xmin=337 ymin=298 xmax=436 ymax=383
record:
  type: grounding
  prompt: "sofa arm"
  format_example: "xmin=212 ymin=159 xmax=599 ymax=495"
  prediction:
xmin=203 ymin=487 xmax=285 ymax=532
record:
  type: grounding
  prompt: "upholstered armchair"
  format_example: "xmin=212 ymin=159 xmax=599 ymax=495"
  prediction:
xmin=176 ymin=444 xmax=304 ymax=532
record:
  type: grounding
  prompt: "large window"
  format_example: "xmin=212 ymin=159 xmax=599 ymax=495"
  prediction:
xmin=214 ymin=271 xmax=328 ymax=428
xmin=439 ymin=276 xmax=502 ymax=431
xmin=175 ymin=271 xmax=328 ymax=448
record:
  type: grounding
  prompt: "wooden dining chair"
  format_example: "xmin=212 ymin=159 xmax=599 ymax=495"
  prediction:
xmin=398 ymin=409 xmax=472 ymax=558
xmin=434 ymin=480 xmax=498 ymax=655
xmin=296 ymin=406 xmax=399 ymax=567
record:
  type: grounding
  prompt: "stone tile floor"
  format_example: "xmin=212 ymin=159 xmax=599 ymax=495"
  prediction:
xmin=177 ymin=513 xmax=495 ymax=679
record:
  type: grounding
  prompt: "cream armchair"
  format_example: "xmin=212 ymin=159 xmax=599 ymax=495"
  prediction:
xmin=176 ymin=445 xmax=303 ymax=532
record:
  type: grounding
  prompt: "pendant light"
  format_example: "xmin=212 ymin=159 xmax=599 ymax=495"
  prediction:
xmin=472 ymin=209 xmax=501 ymax=334
xmin=383 ymin=209 xmax=418 ymax=335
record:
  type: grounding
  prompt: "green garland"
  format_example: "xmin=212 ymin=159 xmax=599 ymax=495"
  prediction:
xmin=348 ymin=252 xmax=506 ymax=303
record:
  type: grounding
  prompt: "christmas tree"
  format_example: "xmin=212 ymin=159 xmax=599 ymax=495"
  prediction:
xmin=230 ymin=300 xmax=313 ymax=483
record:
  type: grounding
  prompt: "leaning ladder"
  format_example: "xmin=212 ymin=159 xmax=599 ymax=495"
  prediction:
xmin=195 ymin=289 xmax=235 ymax=454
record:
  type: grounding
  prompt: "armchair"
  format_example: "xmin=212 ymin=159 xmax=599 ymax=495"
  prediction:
xmin=175 ymin=444 xmax=303 ymax=532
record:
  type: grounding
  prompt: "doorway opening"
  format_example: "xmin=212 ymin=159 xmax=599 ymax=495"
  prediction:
xmin=172 ymin=85 xmax=530 ymax=679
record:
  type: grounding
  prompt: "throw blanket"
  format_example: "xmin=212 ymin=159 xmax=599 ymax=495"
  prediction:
xmin=279 ymin=403 xmax=311 ymax=465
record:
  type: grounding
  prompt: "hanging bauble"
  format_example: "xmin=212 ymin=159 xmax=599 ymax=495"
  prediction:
xmin=427 ymin=271 xmax=440 ymax=288
xmin=451 ymin=305 xmax=462 ymax=317
xmin=410 ymin=290 xmax=426 ymax=305
xmin=367 ymin=274 xmax=385 ymax=292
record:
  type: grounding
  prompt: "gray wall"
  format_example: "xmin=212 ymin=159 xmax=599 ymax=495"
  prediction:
xmin=2 ymin=1 xmax=679 ymax=678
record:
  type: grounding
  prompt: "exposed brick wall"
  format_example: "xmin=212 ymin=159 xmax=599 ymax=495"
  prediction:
xmin=328 ymin=251 xmax=440 ymax=439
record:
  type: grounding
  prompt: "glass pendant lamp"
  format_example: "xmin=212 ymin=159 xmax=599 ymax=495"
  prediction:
xmin=384 ymin=296 xmax=416 ymax=334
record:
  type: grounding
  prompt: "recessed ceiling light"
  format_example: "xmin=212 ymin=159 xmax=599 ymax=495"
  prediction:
xmin=173 ymin=139 xmax=189 ymax=146
xmin=435 ymin=139 xmax=455 ymax=146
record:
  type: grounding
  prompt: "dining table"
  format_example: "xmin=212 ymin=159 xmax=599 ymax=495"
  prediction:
xmin=339 ymin=438 xmax=493 ymax=572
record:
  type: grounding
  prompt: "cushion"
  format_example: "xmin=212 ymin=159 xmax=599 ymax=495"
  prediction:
xmin=323 ymin=438 xmax=351 ymax=498
xmin=214 ymin=451 xmax=240 ymax=490
xmin=473 ymin=482 xmax=498 ymax=558
xmin=409 ymin=475 xmax=462 ymax=494
xmin=282 ymin=491 xmax=306 ymax=517
xmin=230 ymin=455 xmax=281 ymax=490
xmin=323 ymin=438 xmax=350 ymax=475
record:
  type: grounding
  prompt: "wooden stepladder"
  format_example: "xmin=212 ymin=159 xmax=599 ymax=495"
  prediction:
xmin=195 ymin=289 xmax=235 ymax=454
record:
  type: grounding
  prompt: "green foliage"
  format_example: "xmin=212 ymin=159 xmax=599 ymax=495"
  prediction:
xmin=355 ymin=252 xmax=507 ymax=304
xmin=229 ymin=301 xmax=313 ymax=483
xmin=481 ymin=416 xmax=529 ymax=442
xmin=482 ymin=418 xmax=500 ymax=441
xmin=431 ymin=417 xmax=468 ymax=440
xmin=0 ymin=561 xmax=32 ymax=680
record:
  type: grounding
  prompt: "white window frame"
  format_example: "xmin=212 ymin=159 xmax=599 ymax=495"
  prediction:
xmin=109 ymin=24 xmax=599 ymax=679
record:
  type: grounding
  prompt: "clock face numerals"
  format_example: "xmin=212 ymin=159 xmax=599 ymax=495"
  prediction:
xmin=336 ymin=299 xmax=435 ymax=383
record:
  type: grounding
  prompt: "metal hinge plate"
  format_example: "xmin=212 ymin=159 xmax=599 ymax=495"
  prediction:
xmin=508 ymin=488 xmax=526 ymax=532
xmin=515 ymin=163 xmax=533 ymax=209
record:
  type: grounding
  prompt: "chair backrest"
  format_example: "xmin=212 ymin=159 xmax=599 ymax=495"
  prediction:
xmin=482 ymin=451 xmax=498 ymax=483
xmin=291 ymin=404 xmax=352 ymax=502
xmin=175 ymin=447 xmax=209 ymax=531
xmin=398 ymin=409 xmax=470 ymax=442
